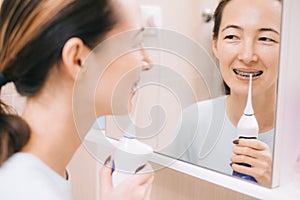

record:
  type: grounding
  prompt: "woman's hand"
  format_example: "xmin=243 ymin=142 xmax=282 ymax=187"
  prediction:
xmin=99 ymin=156 xmax=154 ymax=200
xmin=231 ymin=139 xmax=272 ymax=186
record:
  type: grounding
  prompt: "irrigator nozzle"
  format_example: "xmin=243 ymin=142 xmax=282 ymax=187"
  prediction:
xmin=244 ymin=74 xmax=254 ymax=115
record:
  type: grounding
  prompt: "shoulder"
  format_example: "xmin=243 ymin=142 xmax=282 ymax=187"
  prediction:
xmin=176 ymin=96 xmax=226 ymax=145
xmin=182 ymin=95 xmax=227 ymax=127
xmin=0 ymin=153 xmax=72 ymax=200
xmin=160 ymin=96 xmax=227 ymax=160
xmin=184 ymin=95 xmax=226 ymax=114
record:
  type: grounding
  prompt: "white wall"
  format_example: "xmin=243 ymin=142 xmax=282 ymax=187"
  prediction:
xmin=272 ymin=0 xmax=300 ymax=187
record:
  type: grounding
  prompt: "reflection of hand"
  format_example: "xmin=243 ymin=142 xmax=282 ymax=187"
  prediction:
xmin=99 ymin=157 xmax=154 ymax=200
xmin=231 ymin=139 xmax=272 ymax=186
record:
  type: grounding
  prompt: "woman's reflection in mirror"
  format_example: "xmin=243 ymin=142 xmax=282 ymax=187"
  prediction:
xmin=163 ymin=0 xmax=282 ymax=187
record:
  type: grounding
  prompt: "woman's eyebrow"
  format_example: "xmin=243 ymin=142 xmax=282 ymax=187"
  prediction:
xmin=258 ymin=28 xmax=280 ymax=35
xmin=221 ymin=25 xmax=280 ymax=35
xmin=221 ymin=25 xmax=242 ymax=32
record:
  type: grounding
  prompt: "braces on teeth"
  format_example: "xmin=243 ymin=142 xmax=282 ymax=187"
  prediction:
xmin=234 ymin=69 xmax=263 ymax=77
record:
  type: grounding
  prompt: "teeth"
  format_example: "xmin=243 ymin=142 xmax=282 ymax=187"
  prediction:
xmin=233 ymin=69 xmax=263 ymax=77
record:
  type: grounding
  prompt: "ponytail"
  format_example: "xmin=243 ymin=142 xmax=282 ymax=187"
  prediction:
xmin=0 ymin=101 xmax=30 ymax=166
xmin=0 ymin=0 xmax=117 ymax=165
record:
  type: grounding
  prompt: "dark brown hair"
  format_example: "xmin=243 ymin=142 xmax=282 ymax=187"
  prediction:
xmin=0 ymin=0 xmax=117 ymax=165
xmin=213 ymin=0 xmax=282 ymax=40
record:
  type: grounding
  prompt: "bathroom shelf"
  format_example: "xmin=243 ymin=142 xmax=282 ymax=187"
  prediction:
xmin=150 ymin=151 xmax=300 ymax=200
xmin=85 ymin=129 xmax=300 ymax=200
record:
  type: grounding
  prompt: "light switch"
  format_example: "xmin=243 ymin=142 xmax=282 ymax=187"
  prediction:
xmin=140 ymin=5 xmax=162 ymax=28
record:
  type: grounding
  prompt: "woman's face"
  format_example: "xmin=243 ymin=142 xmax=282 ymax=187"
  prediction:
xmin=213 ymin=0 xmax=281 ymax=96
xmin=94 ymin=0 xmax=151 ymax=116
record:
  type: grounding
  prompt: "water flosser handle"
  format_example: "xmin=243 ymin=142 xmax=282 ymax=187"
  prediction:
xmin=112 ymin=93 xmax=153 ymax=187
xmin=112 ymin=136 xmax=153 ymax=187
xmin=233 ymin=74 xmax=258 ymax=183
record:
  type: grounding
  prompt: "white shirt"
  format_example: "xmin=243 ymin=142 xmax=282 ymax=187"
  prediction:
xmin=0 ymin=153 xmax=72 ymax=200
xmin=162 ymin=95 xmax=274 ymax=175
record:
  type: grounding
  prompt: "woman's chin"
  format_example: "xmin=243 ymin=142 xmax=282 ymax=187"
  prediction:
xmin=127 ymin=91 xmax=137 ymax=113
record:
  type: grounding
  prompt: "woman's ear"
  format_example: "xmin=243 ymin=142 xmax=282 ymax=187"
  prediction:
xmin=212 ymin=37 xmax=219 ymax=59
xmin=61 ymin=38 xmax=90 ymax=80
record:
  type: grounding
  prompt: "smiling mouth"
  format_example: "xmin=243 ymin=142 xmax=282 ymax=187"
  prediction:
xmin=233 ymin=69 xmax=263 ymax=77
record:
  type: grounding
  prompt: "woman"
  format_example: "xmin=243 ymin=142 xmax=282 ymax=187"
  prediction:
xmin=0 ymin=0 xmax=153 ymax=199
xmin=213 ymin=0 xmax=281 ymax=186
xmin=163 ymin=0 xmax=281 ymax=187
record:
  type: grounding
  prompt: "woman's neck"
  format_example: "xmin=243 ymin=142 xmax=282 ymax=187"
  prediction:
xmin=226 ymin=87 xmax=277 ymax=133
xmin=21 ymin=92 xmax=81 ymax=179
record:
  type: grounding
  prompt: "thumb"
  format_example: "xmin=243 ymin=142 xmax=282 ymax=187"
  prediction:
xmin=99 ymin=156 xmax=113 ymax=194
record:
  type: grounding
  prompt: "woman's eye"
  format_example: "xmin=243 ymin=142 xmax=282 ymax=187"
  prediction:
xmin=258 ymin=37 xmax=277 ymax=43
xmin=224 ymin=35 xmax=238 ymax=40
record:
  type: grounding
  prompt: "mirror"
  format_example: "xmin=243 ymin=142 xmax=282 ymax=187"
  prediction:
xmin=89 ymin=0 xmax=282 ymax=189
xmin=157 ymin=0 xmax=282 ymax=188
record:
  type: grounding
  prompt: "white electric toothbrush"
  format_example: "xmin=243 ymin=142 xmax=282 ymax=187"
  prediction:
xmin=112 ymin=91 xmax=153 ymax=187
xmin=232 ymin=74 xmax=259 ymax=182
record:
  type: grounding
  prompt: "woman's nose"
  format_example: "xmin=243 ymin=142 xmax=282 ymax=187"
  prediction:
xmin=142 ymin=61 xmax=152 ymax=71
xmin=238 ymin=40 xmax=258 ymax=64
